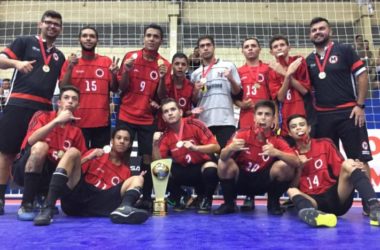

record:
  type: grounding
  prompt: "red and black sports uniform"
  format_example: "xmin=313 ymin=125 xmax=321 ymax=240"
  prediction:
xmin=12 ymin=110 xmax=87 ymax=187
xmin=229 ymin=128 xmax=295 ymax=195
xmin=297 ymin=138 xmax=353 ymax=216
xmin=117 ymin=49 xmax=170 ymax=155
xmin=0 ymin=36 xmax=65 ymax=154
xmin=60 ymin=55 xmax=113 ymax=148
xmin=238 ymin=61 xmax=271 ymax=129
xmin=306 ymin=42 xmax=372 ymax=162
xmin=158 ymin=117 xmax=218 ymax=198
xmin=269 ymin=56 xmax=311 ymax=136
xmin=60 ymin=151 xmax=132 ymax=216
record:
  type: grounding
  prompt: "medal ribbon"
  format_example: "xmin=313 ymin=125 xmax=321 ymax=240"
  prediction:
xmin=173 ymin=119 xmax=184 ymax=142
xmin=247 ymin=63 xmax=258 ymax=85
xmin=201 ymin=59 xmax=216 ymax=79
xmin=38 ymin=36 xmax=52 ymax=67
xmin=314 ymin=42 xmax=333 ymax=75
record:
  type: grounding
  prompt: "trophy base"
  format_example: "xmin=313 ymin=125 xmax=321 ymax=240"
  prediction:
xmin=153 ymin=200 xmax=168 ymax=216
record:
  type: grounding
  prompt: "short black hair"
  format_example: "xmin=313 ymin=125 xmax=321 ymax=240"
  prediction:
xmin=111 ymin=125 xmax=134 ymax=161
xmin=144 ymin=23 xmax=164 ymax=40
xmin=2 ymin=78 xmax=10 ymax=82
xmin=160 ymin=97 xmax=180 ymax=110
xmin=286 ymin=114 xmax=308 ymax=128
xmin=269 ymin=35 xmax=289 ymax=50
xmin=197 ymin=35 xmax=215 ymax=47
xmin=59 ymin=85 xmax=80 ymax=100
xmin=172 ymin=52 xmax=188 ymax=64
xmin=41 ymin=10 xmax=62 ymax=24
xmin=241 ymin=37 xmax=261 ymax=49
xmin=310 ymin=17 xmax=330 ymax=27
xmin=79 ymin=26 xmax=98 ymax=39
xmin=254 ymin=100 xmax=275 ymax=115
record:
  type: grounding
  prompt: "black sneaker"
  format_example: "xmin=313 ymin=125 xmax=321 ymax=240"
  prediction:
xmin=240 ymin=196 xmax=255 ymax=212
xmin=369 ymin=203 xmax=380 ymax=226
xmin=298 ymin=208 xmax=337 ymax=227
xmin=267 ymin=197 xmax=285 ymax=215
xmin=110 ymin=205 xmax=149 ymax=224
xmin=213 ymin=203 xmax=237 ymax=215
xmin=0 ymin=199 xmax=4 ymax=215
xmin=173 ymin=195 xmax=190 ymax=212
xmin=34 ymin=206 xmax=54 ymax=226
xmin=197 ymin=197 xmax=212 ymax=214
xmin=135 ymin=198 xmax=153 ymax=212
xmin=34 ymin=195 xmax=59 ymax=215
xmin=362 ymin=199 xmax=370 ymax=216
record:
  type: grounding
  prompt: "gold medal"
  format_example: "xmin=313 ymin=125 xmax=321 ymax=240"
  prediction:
xmin=57 ymin=150 xmax=64 ymax=159
xmin=42 ymin=65 xmax=50 ymax=73
xmin=318 ymin=72 xmax=326 ymax=79
xmin=176 ymin=141 xmax=184 ymax=148
xmin=157 ymin=59 xmax=164 ymax=66
xmin=200 ymin=77 xmax=207 ymax=85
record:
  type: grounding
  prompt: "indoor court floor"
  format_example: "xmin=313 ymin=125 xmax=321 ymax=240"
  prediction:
xmin=1 ymin=200 xmax=380 ymax=250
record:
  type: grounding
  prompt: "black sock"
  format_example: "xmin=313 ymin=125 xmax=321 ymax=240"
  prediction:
xmin=45 ymin=168 xmax=68 ymax=208
xmin=350 ymin=168 xmax=377 ymax=207
xmin=167 ymin=179 xmax=183 ymax=202
xmin=122 ymin=188 xmax=141 ymax=206
xmin=0 ymin=184 xmax=7 ymax=200
xmin=141 ymin=162 xmax=153 ymax=200
xmin=220 ymin=178 xmax=236 ymax=205
xmin=268 ymin=180 xmax=291 ymax=201
xmin=22 ymin=172 xmax=41 ymax=205
xmin=202 ymin=167 xmax=219 ymax=200
xmin=292 ymin=194 xmax=314 ymax=211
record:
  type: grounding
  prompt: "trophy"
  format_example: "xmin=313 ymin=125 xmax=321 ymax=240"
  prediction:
xmin=151 ymin=159 xmax=172 ymax=216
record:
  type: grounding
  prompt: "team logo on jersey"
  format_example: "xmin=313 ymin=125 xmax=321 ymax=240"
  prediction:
xmin=218 ymin=71 xmax=224 ymax=78
xmin=96 ymin=69 xmax=105 ymax=78
xmin=257 ymin=73 xmax=264 ymax=83
xmin=362 ymin=141 xmax=369 ymax=150
xmin=329 ymin=55 xmax=338 ymax=64
xmin=178 ymin=97 xmax=186 ymax=107
xmin=150 ymin=71 xmax=158 ymax=80
xmin=53 ymin=53 xmax=59 ymax=61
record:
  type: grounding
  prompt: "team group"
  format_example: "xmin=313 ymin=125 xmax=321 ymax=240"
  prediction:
xmin=0 ymin=10 xmax=379 ymax=228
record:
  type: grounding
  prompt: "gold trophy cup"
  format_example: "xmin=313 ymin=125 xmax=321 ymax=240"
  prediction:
xmin=151 ymin=159 xmax=172 ymax=216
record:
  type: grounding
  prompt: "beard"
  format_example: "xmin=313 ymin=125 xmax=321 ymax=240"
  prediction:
xmin=80 ymin=43 xmax=96 ymax=52
xmin=311 ymin=35 xmax=329 ymax=47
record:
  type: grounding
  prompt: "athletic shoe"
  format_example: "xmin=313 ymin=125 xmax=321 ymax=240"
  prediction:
xmin=34 ymin=206 xmax=54 ymax=226
xmin=0 ymin=199 xmax=4 ymax=215
xmin=240 ymin=196 xmax=255 ymax=212
xmin=173 ymin=194 xmax=190 ymax=212
xmin=298 ymin=208 xmax=337 ymax=227
xmin=110 ymin=205 xmax=149 ymax=224
xmin=369 ymin=203 xmax=380 ymax=226
xmin=34 ymin=194 xmax=59 ymax=215
xmin=267 ymin=197 xmax=285 ymax=215
xmin=197 ymin=197 xmax=212 ymax=214
xmin=186 ymin=196 xmax=200 ymax=209
xmin=213 ymin=203 xmax=237 ymax=215
xmin=17 ymin=203 xmax=36 ymax=221
xmin=362 ymin=199 xmax=370 ymax=216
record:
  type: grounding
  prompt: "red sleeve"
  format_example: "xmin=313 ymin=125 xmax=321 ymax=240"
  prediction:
xmin=158 ymin=134 xmax=170 ymax=158
xmin=294 ymin=57 xmax=311 ymax=91
xmin=59 ymin=59 xmax=69 ymax=81
xmin=192 ymin=119 xmax=218 ymax=146
xmin=268 ymin=69 xmax=282 ymax=100
xmin=81 ymin=149 xmax=96 ymax=173
xmin=272 ymin=137 xmax=296 ymax=155
xmin=22 ymin=111 xmax=50 ymax=148
xmin=326 ymin=140 xmax=344 ymax=177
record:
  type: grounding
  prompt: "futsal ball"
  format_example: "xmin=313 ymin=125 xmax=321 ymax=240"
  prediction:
xmin=152 ymin=163 xmax=170 ymax=180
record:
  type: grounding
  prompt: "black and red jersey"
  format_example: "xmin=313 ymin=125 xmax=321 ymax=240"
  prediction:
xmin=229 ymin=128 xmax=295 ymax=173
xmin=269 ymin=56 xmax=311 ymax=136
xmin=2 ymin=36 xmax=65 ymax=110
xmin=117 ymin=49 xmax=171 ymax=125
xmin=60 ymin=55 xmax=112 ymax=128
xmin=298 ymin=138 xmax=344 ymax=195
xmin=238 ymin=61 xmax=271 ymax=128
xmin=82 ymin=151 xmax=131 ymax=190
xmin=159 ymin=117 xmax=218 ymax=166
xmin=21 ymin=111 xmax=87 ymax=164
xmin=306 ymin=42 xmax=366 ymax=110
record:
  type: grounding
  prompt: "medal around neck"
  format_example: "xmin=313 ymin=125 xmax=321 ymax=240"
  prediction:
xmin=176 ymin=141 xmax=184 ymax=148
xmin=157 ymin=59 xmax=164 ymax=66
xmin=318 ymin=72 xmax=326 ymax=79
xmin=102 ymin=145 xmax=111 ymax=154
xmin=42 ymin=65 xmax=50 ymax=73
xmin=131 ymin=53 xmax=138 ymax=59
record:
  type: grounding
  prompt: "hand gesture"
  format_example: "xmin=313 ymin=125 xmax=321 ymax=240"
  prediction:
xmin=230 ymin=138 xmax=248 ymax=152
xmin=260 ymin=139 xmax=277 ymax=157
xmin=183 ymin=140 xmax=197 ymax=151
xmin=224 ymin=68 xmax=233 ymax=81
xmin=269 ymin=61 xmax=286 ymax=76
xmin=153 ymin=131 xmax=163 ymax=143
xmin=55 ymin=110 xmax=80 ymax=124
xmin=150 ymin=99 xmax=160 ymax=110
xmin=158 ymin=63 xmax=168 ymax=78
xmin=90 ymin=148 xmax=105 ymax=159
xmin=240 ymin=99 xmax=253 ymax=109
xmin=15 ymin=60 xmax=36 ymax=74
xmin=109 ymin=56 xmax=120 ymax=74
xmin=191 ymin=106 xmax=204 ymax=115
xmin=286 ymin=57 xmax=302 ymax=76
xmin=124 ymin=54 xmax=136 ymax=71
xmin=68 ymin=53 xmax=79 ymax=69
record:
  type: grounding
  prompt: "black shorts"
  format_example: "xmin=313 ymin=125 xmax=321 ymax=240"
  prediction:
xmin=316 ymin=108 xmax=372 ymax=162
xmin=170 ymin=162 xmax=203 ymax=187
xmin=236 ymin=165 xmax=272 ymax=196
xmin=311 ymin=183 xmax=354 ymax=216
xmin=209 ymin=125 xmax=236 ymax=148
xmin=81 ymin=126 xmax=111 ymax=149
xmin=0 ymin=105 xmax=38 ymax=154
xmin=117 ymin=120 xmax=156 ymax=156
xmin=60 ymin=176 xmax=123 ymax=217
xmin=12 ymin=145 xmax=56 ymax=192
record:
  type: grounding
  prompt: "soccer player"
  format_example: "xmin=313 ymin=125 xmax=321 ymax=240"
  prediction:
xmin=0 ymin=10 xmax=65 ymax=215
xmin=306 ymin=17 xmax=372 ymax=213
xmin=268 ymin=35 xmax=314 ymax=139
xmin=12 ymin=85 xmax=87 ymax=220
xmin=191 ymin=35 xmax=242 ymax=148
xmin=60 ymin=26 xmax=119 ymax=149
xmin=286 ymin=114 xmax=380 ymax=227
xmin=33 ymin=125 xmax=149 ymax=226
xmin=117 ymin=23 xmax=171 ymax=208
xmin=215 ymin=100 xmax=300 ymax=215
xmin=152 ymin=98 xmax=220 ymax=213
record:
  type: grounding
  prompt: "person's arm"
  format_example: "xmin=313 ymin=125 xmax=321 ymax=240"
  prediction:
xmin=224 ymin=66 xmax=241 ymax=95
xmin=81 ymin=148 xmax=104 ymax=165
xmin=261 ymin=141 xmax=301 ymax=168
xmin=276 ymin=58 xmax=303 ymax=102
xmin=350 ymin=71 xmax=368 ymax=127
xmin=59 ymin=54 xmax=79 ymax=86
xmin=183 ymin=141 xmax=220 ymax=155
xmin=220 ymin=138 xmax=246 ymax=162
xmin=0 ymin=55 xmax=35 ymax=74
xmin=119 ymin=55 xmax=135 ymax=93
xmin=152 ymin=132 xmax=163 ymax=161
xmin=157 ymin=64 xmax=169 ymax=100
xmin=109 ymin=56 xmax=120 ymax=92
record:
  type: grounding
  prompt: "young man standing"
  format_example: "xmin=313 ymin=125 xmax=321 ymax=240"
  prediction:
xmin=60 ymin=26 xmax=119 ymax=149
xmin=0 ymin=10 xmax=65 ymax=214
